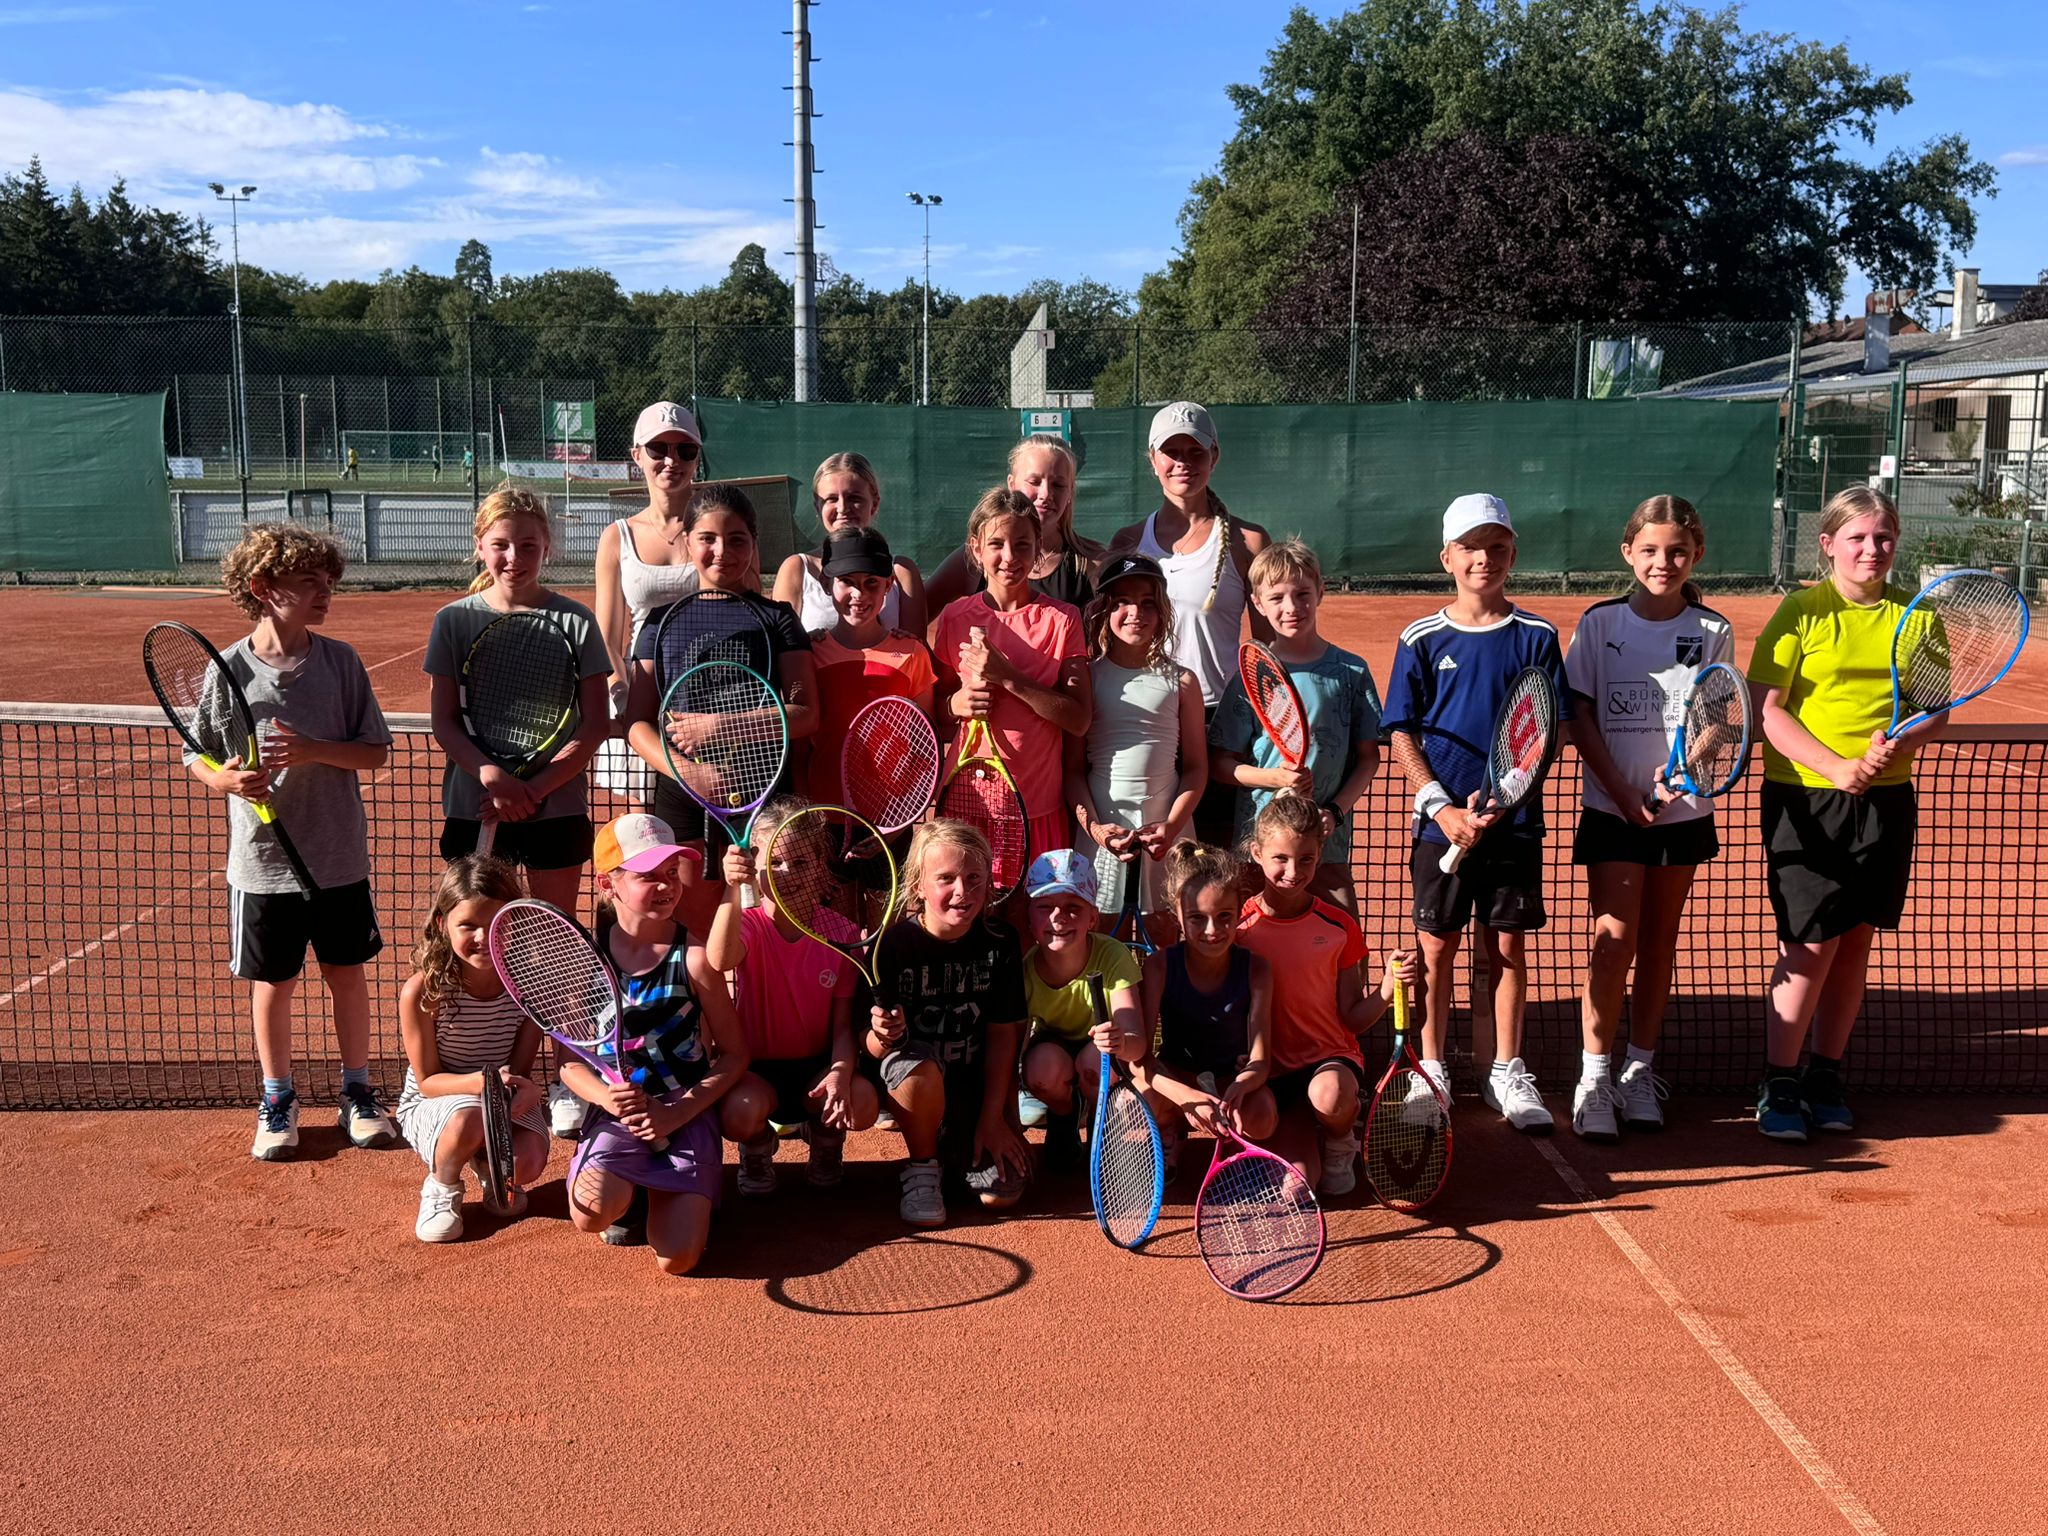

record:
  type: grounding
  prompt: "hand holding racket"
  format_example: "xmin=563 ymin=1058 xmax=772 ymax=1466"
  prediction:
xmin=1439 ymin=665 xmax=1561 ymax=875
xmin=488 ymin=899 xmax=669 ymax=1149
xmin=1644 ymin=660 xmax=1753 ymax=816
xmin=1238 ymin=640 xmax=1313 ymax=794
xmin=143 ymin=621 xmax=318 ymax=897
xmin=1362 ymin=958 xmax=1450 ymax=1212
xmin=1887 ymin=569 xmax=2028 ymax=737
xmin=459 ymin=610 xmax=582 ymax=855
xmin=1088 ymin=972 xmax=1164 ymax=1249
xmin=1105 ymin=833 xmax=1157 ymax=958
xmin=1195 ymin=1114 xmax=1326 ymax=1301
xmin=659 ymin=660 xmax=789 ymax=860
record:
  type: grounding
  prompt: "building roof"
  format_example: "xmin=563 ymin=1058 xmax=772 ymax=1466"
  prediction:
xmin=1664 ymin=317 xmax=2048 ymax=398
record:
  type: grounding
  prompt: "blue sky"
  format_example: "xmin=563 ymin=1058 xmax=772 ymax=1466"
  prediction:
xmin=1 ymin=0 xmax=2042 ymax=305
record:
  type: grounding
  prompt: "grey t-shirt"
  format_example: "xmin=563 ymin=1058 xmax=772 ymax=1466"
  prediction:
xmin=423 ymin=592 xmax=610 ymax=821
xmin=197 ymin=635 xmax=392 ymax=895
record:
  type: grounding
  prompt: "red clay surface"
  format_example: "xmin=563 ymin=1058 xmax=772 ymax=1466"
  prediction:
xmin=3 ymin=587 xmax=2043 ymax=725
xmin=3 ymin=1104 xmax=2044 ymax=1532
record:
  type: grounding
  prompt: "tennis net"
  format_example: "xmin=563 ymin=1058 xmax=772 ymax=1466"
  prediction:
xmin=3 ymin=704 xmax=2043 ymax=1108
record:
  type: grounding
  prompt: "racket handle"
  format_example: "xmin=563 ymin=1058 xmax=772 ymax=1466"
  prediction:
xmin=628 ymin=1066 xmax=671 ymax=1153
xmin=1437 ymin=839 xmax=1469 ymax=876
xmin=475 ymin=818 xmax=497 ymax=857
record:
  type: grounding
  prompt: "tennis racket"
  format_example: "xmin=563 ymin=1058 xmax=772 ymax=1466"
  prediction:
xmin=653 ymin=589 xmax=769 ymax=696
xmin=658 ymin=660 xmax=789 ymax=853
xmin=937 ymin=715 xmax=1030 ymax=903
xmin=841 ymin=694 xmax=941 ymax=834
xmin=1645 ymin=660 xmax=1752 ymax=813
xmin=1195 ymin=1114 xmax=1326 ymax=1301
xmin=1887 ymin=569 xmax=2029 ymax=737
xmin=477 ymin=1061 xmax=516 ymax=1212
xmin=1362 ymin=971 xmax=1450 ymax=1212
xmin=487 ymin=899 xmax=668 ymax=1150
xmin=1239 ymin=640 xmax=1308 ymax=769
xmin=459 ymin=610 xmax=581 ymax=856
xmin=1088 ymin=971 xmax=1164 ymax=1249
xmin=1439 ymin=665 xmax=1561 ymax=875
xmin=761 ymin=804 xmax=904 ymax=1006
xmin=1107 ymin=839 xmax=1156 ymax=958
xmin=141 ymin=620 xmax=318 ymax=897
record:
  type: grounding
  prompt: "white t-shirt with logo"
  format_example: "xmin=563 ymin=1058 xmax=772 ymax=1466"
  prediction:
xmin=1563 ymin=597 xmax=1736 ymax=823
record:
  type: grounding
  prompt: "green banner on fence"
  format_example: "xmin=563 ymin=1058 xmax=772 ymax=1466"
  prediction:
xmin=0 ymin=392 xmax=175 ymax=572
xmin=699 ymin=398 xmax=1779 ymax=581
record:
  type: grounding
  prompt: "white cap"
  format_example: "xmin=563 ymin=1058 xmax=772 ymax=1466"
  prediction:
xmin=632 ymin=401 xmax=701 ymax=447
xmin=1147 ymin=400 xmax=1217 ymax=454
xmin=1442 ymin=493 xmax=1514 ymax=544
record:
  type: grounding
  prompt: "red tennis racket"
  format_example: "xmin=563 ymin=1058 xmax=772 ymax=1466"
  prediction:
xmin=1238 ymin=640 xmax=1308 ymax=769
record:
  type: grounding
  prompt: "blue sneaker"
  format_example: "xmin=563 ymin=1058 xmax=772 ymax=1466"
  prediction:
xmin=1756 ymin=1078 xmax=1807 ymax=1142
xmin=1017 ymin=1089 xmax=1049 ymax=1129
xmin=1800 ymin=1069 xmax=1854 ymax=1133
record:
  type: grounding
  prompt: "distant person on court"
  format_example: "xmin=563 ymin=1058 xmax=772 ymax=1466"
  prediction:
xmin=925 ymin=434 xmax=1103 ymax=613
xmin=397 ymin=855 xmax=549 ymax=1242
xmin=1563 ymin=495 xmax=1735 ymax=1141
xmin=772 ymin=452 xmax=928 ymax=634
xmin=1103 ymin=402 xmax=1271 ymax=847
xmin=1382 ymin=494 xmax=1569 ymax=1135
xmin=343 ymin=445 xmax=359 ymax=480
xmin=594 ymin=403 xmax=711 ymax=724
xmin=1748 ymin=486 xmax=1943 ymax=1141
xmin=1208 ymin=539 xmax=1383 ymax=913
xmin=196 ymin=522 xmax=396 ymax=1162
xmin=462 ymin=445 xmax=475 ymax=485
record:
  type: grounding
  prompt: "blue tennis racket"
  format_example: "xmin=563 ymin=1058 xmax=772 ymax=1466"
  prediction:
xmin=1644 ymin=661 xmax=1753 ymax=814
xmin=1886 ymin=570 xmax=2029 ymax=737
xmin=1088 ymin=971 xmax=1164 ymax=1250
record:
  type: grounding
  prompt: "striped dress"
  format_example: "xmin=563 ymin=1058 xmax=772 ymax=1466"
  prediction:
xmin=396 ymin=983 xmax=548 ymax=1159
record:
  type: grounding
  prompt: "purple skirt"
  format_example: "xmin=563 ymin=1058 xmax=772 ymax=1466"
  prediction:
xmin=569 ymin=1112 xmax=722 ymax=1203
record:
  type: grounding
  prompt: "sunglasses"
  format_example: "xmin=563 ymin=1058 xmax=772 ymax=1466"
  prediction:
xmin=641 ymin=441 xmax=700 ymax=462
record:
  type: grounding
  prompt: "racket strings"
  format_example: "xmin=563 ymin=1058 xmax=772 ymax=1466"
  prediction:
xmin=1241 ymin=649 xmax=1307 ymax=761
xmin=1198 ymin=1151 xmax=1323 ymax=1297
xmin=493 ymin=910 xmax=615 ymax=1054
xmin=938 ymin=766 xmax=1027 ymax=889
xmin=1492 ymin=671 xmax=1558 ymax=797
xmin=677 ymin=665 xmax=786 ymax=809
xmin=145 ymin=629 xmax=244 ymax=752
xmin=1902 ymin=578 xmax=2026 ymax=711
xmin=843 ymin=704 xmax=941 ymax=830
xmin=1679 ymin=669 xmax=1748 ymax=792
xmin=1093 ymin=1086 xmax=1161 ymax=1246
xmin=656 ymin=598 xmax=765 ymax=689
xmin=1364 ymin=1070 xmax=1449 ymax=1205
xmin=466 ymin=631 xmax=576 ymax=756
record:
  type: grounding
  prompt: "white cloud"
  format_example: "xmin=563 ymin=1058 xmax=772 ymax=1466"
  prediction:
xmin=1930 ymin=55 xmax=2045 ymax=79
xmin=2000 ymin=146 xmax=2048 ymax=167
xmin=470 ymin=147 xmax=596 ymax=203
xmin=0 ymin=5 xmax=121 ymax=23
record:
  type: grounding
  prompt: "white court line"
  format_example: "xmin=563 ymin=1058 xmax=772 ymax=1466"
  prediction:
xmin=0 ymin=878 xmax=210 ymax=1010
xmin=1533 ymin=1140 xmax=1889 ymax=1536
xmin=364 ymin=643 xmax=426 ymax=674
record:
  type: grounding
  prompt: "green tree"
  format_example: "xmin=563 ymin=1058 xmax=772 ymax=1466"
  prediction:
xmin=455 ymin=239 xmax=494 ymax=304
xmin=1157 ymin=0 xmax=1997 ymax=325
xmin=0 ymin=158 xmax=82 ymax=313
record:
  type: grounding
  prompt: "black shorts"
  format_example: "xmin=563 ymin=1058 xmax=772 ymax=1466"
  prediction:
xmin=1761 ymin=779 xmax=1916 ymax=944
xmin=1411 ymin=835 xmax=1546 ymax=935
xmin=228 ymin=879 xmax=382 ymax=983
xmin=1572 ymin=809 xmax=1720 ymax=868
xmin=651 ymin=778 xmax=711 ymax=849
xmin=1192 ymin=703 xmax=1238 ymax=848
xmin=439 ymin=814 xmax=593 ymax=873
xmin=1267 ymin=1056 xmax=1364 ymax=1111
xmin=752 ymin=1054 xmax=833 ymax=1123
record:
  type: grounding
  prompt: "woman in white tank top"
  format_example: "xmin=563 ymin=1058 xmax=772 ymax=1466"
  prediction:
xmin=594 ymin=402 xmax=710 ymax=703
xmin=771 ymin=451 xmax=926 ymax=634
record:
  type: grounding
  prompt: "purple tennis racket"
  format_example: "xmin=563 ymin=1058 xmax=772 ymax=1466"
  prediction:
xmin=487 ymin=898 xmax=667 ymax=1150
xmin=1195 ymin=1115 xmax=1326 ymax=1301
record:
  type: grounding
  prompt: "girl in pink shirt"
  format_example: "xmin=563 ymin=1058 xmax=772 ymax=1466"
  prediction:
xmin=931 ymin=488 xmax=1094 ymax=872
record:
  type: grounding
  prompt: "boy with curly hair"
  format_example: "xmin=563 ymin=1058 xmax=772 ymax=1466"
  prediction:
xmin=205 ymin=523 xmax=396 ymax=1160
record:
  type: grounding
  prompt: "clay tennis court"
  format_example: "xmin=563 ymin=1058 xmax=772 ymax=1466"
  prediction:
xmin=3 ymin=584 xmax=2044 ymax=1532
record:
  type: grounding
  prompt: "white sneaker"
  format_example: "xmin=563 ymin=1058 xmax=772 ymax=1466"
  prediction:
xmin=1483 ymin=1058 xmax=1554 ymax=1134
xmin=1318 ymin=1132 xmax=1360 ymax=1197
xmin=547 ymin=1083 xmax=587 ymax=1140
xmin=415 ymin=1176 xmax=464 ymax=1243
xmin=898 ymin=1159 xmax=945 ymax=1227
xmin=737 ymin=1135 xmax=779 ymax=1196
xmin=1402 ymin=1068 xmax=1448 ymax=1130
xmin=1617 ymin=1060 xmax=1669 ymax=1130
xmin=250 ymin=1092 xmax=300 ymax=1161
xmin=1571 ymin=1078 xmax=1622 ymax=1143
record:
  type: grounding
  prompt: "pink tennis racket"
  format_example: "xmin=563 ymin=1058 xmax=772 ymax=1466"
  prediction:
xmin=1194 ymin=1113 xmax=1326 ymax=1300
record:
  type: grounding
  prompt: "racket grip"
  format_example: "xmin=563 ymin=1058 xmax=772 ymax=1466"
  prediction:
xmin=628 ymin=1067 xmax=672 ymax=1153
xmin=1437 ymin=840 xmax=1469 ymax=876
xmin=475 ymin=818 xmax=497 ymax=857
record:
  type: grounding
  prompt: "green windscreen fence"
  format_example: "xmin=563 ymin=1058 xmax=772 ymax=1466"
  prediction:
xmin=700 ymin=399 xmax=1780 ymax=583
xmin=0 ymin=392 xmax=175 ymax=572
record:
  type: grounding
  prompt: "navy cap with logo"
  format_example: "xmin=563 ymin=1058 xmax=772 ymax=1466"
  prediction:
xmin=822 ymin=527 xmax=894 ymax=579
xmin=1096 ymin=552 xmax=1167 ymax=591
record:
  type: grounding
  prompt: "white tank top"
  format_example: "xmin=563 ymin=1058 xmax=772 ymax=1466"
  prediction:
xmin=1137 ymin=508 xmax=1247 ymax=707
xmin=614 ymin=517 xmax=701 ymax=648
xmin=796 ymin=556 xmax=901 ymax=632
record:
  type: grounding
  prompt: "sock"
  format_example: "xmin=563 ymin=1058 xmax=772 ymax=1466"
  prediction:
xmin=1625 ymin=1043 xmax=1656 ymax=1070
xmin=341 ymin=1065 xmax=370 ymax=1094
xmin=1490 ymin=1058 xmax=1512 ymax=1086
xmin=1581 ymin=1050 xmax=1612 ymax=1085
xmin=1804 ymin=1053 xmax=1841 ymax=1078
xmin=1762 ymin=1061 xmax=1799 ymax=1095
xmin=262 ymin=1074 xmax=294 ymax=1102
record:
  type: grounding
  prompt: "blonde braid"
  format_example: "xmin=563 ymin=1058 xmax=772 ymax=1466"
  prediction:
xmin=1203 ymin=490 xmax=1231 ymax=614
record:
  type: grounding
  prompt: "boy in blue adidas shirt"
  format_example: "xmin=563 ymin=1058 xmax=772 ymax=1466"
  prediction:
xmin=1382 ymin=494 xmax=1569 ymax=1133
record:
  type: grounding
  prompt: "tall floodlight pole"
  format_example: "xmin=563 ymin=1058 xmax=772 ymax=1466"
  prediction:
xmin=906 ymin=192 xmax=941 ymax=406
xmin=210 ymin=182 xmax=257 ymax=510
xmin=789 ymin=0 xmax=819 ymax=402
